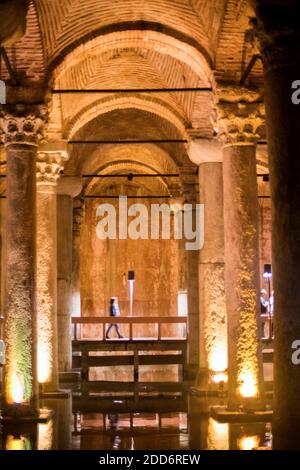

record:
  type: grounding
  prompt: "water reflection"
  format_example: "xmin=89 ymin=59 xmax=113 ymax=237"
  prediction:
xmin=0 ymin=397 xmax=273 ymax=450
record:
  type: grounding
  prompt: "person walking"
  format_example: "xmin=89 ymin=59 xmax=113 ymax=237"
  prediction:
xmin=106 ymin=297 xmax=123 ymax=339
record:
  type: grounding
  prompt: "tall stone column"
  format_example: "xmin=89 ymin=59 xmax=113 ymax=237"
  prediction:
xmin=181 ymin=169 xmax=199 ymax=374
xmin=188 ymin=139 xmax=227 ymax=387
xmin=72 ymin=198 xmax=85 ymax=319
xmin=218 ymin=92 xmax=265 ymax=408
xmin=36 ymin=144 xmax=69 ymax=391
xmin=0 ymin=105 xmax=46 ymax=416
xmin=254 ymin=0 xmax=300 ymax=447
xmin=57 ymin=177 xmax=82 ymax=372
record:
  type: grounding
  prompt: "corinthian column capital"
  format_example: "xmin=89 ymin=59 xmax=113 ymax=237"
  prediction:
xmin=215 ymin=86 xmax=265 ymax=146
xmin=37 ymin=150 xmax=69 ymax=186
xmin=0 ymin=104 xmax=47 ymax=147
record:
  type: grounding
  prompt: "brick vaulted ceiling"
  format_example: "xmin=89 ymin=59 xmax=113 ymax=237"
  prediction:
xmin=0 ymin=0 xmax=266 ymax=177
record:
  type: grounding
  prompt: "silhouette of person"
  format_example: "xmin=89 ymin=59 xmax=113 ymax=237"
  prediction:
xmin=106 ymin=297 xmax=123 ymax=339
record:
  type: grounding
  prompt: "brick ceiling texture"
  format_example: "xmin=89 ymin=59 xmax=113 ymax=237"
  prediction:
xmin=1 ymin=0 xmax=267 ymax=186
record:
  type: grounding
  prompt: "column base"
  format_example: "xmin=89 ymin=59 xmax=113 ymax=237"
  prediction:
xmin=59 ymin=370 xmax=81 ymax=384
xmin=211 ymin=405 xmax=272 ymax=423
xmin=190 ymin=367 xmax=228 ymax=397
xmin=39 ymin=388 xmax=71 ymax=399
xmin=0 ymin=408 xmax=54 ymax=424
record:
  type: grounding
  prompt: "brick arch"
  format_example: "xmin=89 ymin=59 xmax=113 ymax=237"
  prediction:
xmin=85 ymin=162 xmax=170 ymax=197
xmin=33 ymin=0 xmax=215 ymax=69
xmin=66 ymin=96 xmax=188 ymax=141
xmin=53 ymin=30 xmax=213 ymax=86
xmin=78 ymin=142 xmax=181 ymax=180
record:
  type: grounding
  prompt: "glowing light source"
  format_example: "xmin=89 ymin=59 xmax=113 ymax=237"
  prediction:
xmin=239 ymin=372 xmax=258 ymax=398
xmin=238 ymin=435 xmax=260 ymax=450
xmin=128 ymin=270 xmax=135 ymax=316
xmin=38 ymin=348 xmax=51 ymax=384
xmin=207 ymin=418 xmax=229 ymax=450
xmin=10 ymin=372 xmax=24 ymax=404
xmin=6 ymin=435 xmax=31 ymax=450
xmin=211 ymin=371 xmax=228 ymax=384
xmin=209 ymin=347 xmax=228 ymax=374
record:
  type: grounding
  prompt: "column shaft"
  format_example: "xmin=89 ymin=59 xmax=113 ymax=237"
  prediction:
xmin=57 ymin=195 xmax=73 ymax=371
xmin=264 ymin=51 xmax=300 ymax=445
xmin=223 ymin=143 xmax=263 ymax=406
xmin=36 ymin=186 xmax=58 ymax=390
xmin=199 ymin=162 xmax=227 ymax=385
xmin=4 ymin=143 xmax=38 ymax=413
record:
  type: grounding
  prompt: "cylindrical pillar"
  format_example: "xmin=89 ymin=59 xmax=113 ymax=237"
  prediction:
xmin=181 ymin=170 xmax=199 ymax=373
xmin=218 ymin=95 xmax=265 ymax=408
xmin=254 ymin=1 xmax=300 ymax=446
xmin=72 ymin=198 xmax=85 ymax=319
xmin=36 ymin=148 xmax=68 ymax=391
xmin=57 ymin=178 xmax=82 ymax=372
xmin=188 ymin=139 xmax=227 ymax=387
xmin=0 ymin=107 xmax=46 ymax=416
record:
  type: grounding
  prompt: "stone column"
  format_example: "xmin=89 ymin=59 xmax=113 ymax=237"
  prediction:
xmin=218 ymin=92 xmax=265 ymax=408
xmin=72 ymin=198 xmax=85 ymax=319
xmin=0 ymin=105 xmax=46 ymax=416
xmin=57 ymin=177 xmax=82 ymax=372
xmin=36 ymin=144 xmax=69 ymax=391
xmin=181 ymin=169 xmax=199 ymax=374
xmin=188 ymin=139 xmax=227 ymax=387
xmin=254 ymin=1 xmax=300 ymax=446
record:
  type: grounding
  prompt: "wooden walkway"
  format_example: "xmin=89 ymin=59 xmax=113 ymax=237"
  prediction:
xmin=72 ymin=316 xmax=188 ymax=399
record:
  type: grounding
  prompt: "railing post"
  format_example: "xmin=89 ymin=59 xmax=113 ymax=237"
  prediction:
xmin=74 ymin=321 xmax=78 ymax=341
xmin=129 ymin=321 xmax=133 ymax=340
xmin=158 ymin=322 xmax=161 ymax=340
xmin=103 ymin=321 xmax=106 ymax=341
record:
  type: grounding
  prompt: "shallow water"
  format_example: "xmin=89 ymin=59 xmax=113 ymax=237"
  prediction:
xmin=0 ymin=396 xmax=273 ymax=450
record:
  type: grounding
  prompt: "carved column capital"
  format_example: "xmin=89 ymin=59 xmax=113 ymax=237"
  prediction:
xmin=215 ymin=86 xmax=265 ymax=146
xmin=0 ymin=104 xmax=47 ymax=147
xmin=36 ymin=150 xmax=69 ymax=186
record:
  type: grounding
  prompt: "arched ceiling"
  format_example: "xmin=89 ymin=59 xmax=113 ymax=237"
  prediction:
xmin=0 ymin=0 xmax=267 ymax=181
xmin=64 ymin=108 xmax=192 ymax=176
xmin=33 ymin=0 xmax=227 ymax=67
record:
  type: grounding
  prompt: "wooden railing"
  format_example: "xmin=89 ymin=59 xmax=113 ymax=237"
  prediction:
xmin=72 ymin=316 xmax=188 ymax=341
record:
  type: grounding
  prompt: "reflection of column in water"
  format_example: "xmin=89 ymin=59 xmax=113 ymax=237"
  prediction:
xmin=207 ymin=418 xmax=229 ymax=450
xmin=44 ymin=397 xmax=72 ymax=449
xmin=6 ymin=435 xmax=32 ymax=450
xmin=38 ymin=420 xmax=54 ymax=450
xmin=108 ymin=413 xmax=121 ymax=449
xmin=3 ymin=423 xmax=38 ymax=450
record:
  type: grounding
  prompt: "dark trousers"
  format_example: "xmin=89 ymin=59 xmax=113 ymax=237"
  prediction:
xmin=106 ymin=321 xmax=122 ymax=338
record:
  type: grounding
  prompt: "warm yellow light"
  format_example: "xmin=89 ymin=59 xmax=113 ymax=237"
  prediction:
xmin=10 ymin=372 xmax=24 ymax=404
xmin=6 ymin=436 xmax=25 ymax=451
xmin=38 ymin=420 xmax=54 ymax=450
xmin=209 ymin=349 xmax=228 ymax=373
xmin=38 ymin=348 xmax=51 ymax=384
xmin=239 ymin=372 xmax=258 ymax=398
xmin=238 ymin=435 xmax=260 ymax=450
xmin=207 ymin=418 xmax=229 ymax=450
xmin=212 ymin=372 xmax=228 ymax=384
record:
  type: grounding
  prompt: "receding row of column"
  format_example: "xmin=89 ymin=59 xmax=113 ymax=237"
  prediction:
xmin=188 ymin=91 xmax=265 ymax=407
